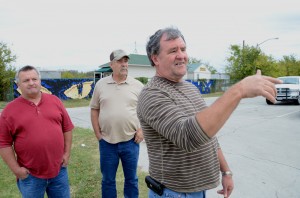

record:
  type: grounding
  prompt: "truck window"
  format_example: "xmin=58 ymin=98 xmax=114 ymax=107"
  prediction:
xmin=279 ymin=77 xmax=299 ymax=84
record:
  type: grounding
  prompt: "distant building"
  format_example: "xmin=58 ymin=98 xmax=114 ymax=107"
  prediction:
xmin=94 ymin=54 xmax=155 ymax=83
xmin=39 ymin=70 xmax=62 ymax=79
xmin=187 ymin=63 xmax=211 ymax=80
xmin=211 ymin=73 xmax=230 ymax=80
xmin=187 ymin=63 xmax=229 ymax=80
xmin=94 ymin=54 xmax=229 ymax=83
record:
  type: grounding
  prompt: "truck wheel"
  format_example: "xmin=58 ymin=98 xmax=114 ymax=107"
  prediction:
xmin=266 ymin=99 xmax=274 ymax=105
xmin=296 ymin=97 xmax=300 ymax=105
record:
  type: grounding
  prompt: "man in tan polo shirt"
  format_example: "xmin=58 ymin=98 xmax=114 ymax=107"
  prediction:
xmin=90 ymin=49 xmax=144 ymax=198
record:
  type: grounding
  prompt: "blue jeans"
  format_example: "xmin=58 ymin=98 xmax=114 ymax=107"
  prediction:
xmin=99 ymin=138 xmax=139 ymax=198
xmin=149 ymin=188 xmax=206 ymax=198
xmin=17 ymin=167 xmax=70 ymax=198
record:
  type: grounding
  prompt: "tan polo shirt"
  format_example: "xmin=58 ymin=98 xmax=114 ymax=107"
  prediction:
xmin=90 ymin=75 xmax=144 ymax=144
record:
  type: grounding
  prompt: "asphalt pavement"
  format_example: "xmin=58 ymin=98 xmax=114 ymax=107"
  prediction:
xmin=67 ymin=96 xmax=300 ymax=198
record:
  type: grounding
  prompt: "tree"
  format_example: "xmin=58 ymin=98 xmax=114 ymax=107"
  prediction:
xmin=188 ymin=57 xmax=202 ymax=64
xmin=253 ymin=52 xmax=278 ymax=77
xmin=226 ymin=43 xmax=300 ymax=80
xmin=278 ymin=55 xmax=300 ymax=76
xmin=61 ymin=70 xmax=94 ymax=78
xmin=61 ymin=71 xmax=75 ymax=78
xmin=226 ymin=44 xmax=263 ymax=80
xmin=203 ymin=62 xmax=217 ymax=74
xmin=0 ymin=42 xmax=17 ymax=101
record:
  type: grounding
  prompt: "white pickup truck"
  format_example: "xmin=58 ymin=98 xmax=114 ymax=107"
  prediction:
xmin=266 ymin=76 xmax=300 ymax=105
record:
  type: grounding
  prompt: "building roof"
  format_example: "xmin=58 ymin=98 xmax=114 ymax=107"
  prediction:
xmin=95 ymin=67 xmax=112 ymax=72
xmin=99 ymin=54 xmax=151 ymax=68
xmin=188 ymin=63 xmax=205 ymax=72
xmin=97 ymin=55 xmax=206 ymax=73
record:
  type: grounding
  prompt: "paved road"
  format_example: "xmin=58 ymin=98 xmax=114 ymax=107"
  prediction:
xmin=67 ymin=96 xmax=300 ymax=198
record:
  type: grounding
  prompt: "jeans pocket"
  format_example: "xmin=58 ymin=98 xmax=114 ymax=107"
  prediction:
xmin=20 ymin=173 xmax=30 ymax=181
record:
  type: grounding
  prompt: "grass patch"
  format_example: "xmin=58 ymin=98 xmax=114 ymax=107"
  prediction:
xmin=0 ymin=127 xmax=149 ymax=198
xmin=0 ymin=101 xmax=8 ymax=109
xmin=202 ymin=92 xmax=224 ymax=98
xmin=62 ymin=99 xmax=91 ymax=108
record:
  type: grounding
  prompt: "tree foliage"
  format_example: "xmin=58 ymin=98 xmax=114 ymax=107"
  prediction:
xmin=188 ymin=57 xmax=202 ymax=64
xmin=204 ymin=63 xmax=217 ymax=74
xmin=277 ymin=55 xmax=300 ymax=76
xmin=61 ymin=70 xmax=94 ymax=78
xmin=0 ymin=42 xmax=17 ymax=101
xmin=135 ymin=77 xmax=148 ymax=84
xmin=225 ymin=45 xmax=261 ymax=80
xmin=225 ymin=44 xmax=300 ymax=80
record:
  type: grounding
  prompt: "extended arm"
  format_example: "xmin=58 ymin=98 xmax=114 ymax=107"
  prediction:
xmin=196 ymin=70 xmax=282 ymax=138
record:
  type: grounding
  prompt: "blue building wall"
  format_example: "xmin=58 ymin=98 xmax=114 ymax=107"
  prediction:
xmin=13 ymin=78 xmax=214 ymax=100
xmin=186 ymin=79 xmax=215 ymax=94
xmin=13 ymin=78 xmax=95 ymax=100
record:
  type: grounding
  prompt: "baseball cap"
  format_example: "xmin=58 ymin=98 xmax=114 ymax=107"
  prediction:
xmin=110 ymin=49 xmax=130 ymax=61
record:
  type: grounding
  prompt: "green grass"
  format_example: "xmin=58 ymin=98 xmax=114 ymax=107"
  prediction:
xmin=62 ymin=99 xmax=91 ymax=108
xmin=202 ymin=91 xmax=224 ymax=98
xmin=0 ymin=127 xmax=149 ymax=198
xmin=0 ymin=101 xmax=8 ymax=109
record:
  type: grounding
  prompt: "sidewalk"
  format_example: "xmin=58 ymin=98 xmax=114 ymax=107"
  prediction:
xmin=66 ymin=107 xmax=149 ymax=172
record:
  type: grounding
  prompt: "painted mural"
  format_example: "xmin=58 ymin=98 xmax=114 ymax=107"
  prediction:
xmin=12 ymin=78 xmax=214 ymax=100
xmin=14 ymin=78 xmax=95 ymax=100
xmin=186 ymin=79 xmax=215 ymax=94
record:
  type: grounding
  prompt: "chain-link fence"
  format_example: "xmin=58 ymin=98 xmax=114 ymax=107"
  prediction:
xmin=3 ymin=78 xmax=15 ymax=102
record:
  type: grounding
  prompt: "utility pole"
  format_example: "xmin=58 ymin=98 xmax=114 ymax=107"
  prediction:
xmin=134 ymin=41 xmax=138 ymax=54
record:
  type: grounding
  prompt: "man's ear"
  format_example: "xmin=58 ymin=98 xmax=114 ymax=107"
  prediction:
xmin=151 ymin=54 xmax=158 ymax=66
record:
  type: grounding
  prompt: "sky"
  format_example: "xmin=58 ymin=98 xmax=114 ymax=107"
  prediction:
xmin=1 ymin=0 xmax=299 ymax=72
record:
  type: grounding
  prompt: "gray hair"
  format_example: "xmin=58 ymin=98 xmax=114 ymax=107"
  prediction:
xmin=146 ymin=27 xmax=186 ymax=66
xmin=15 ymin=65 xmax=41 ymax=83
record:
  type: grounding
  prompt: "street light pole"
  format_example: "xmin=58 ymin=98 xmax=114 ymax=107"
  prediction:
xmin=257 ymin=37 xmax=279 ymax=47
xmin=242 ymin=38 xmax=279 ymax=75
xmin=252 ymin=37 xmax=279 ymax=74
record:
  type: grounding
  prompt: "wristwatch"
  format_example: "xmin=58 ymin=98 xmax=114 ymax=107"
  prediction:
xmin=221 ymin=171 xmax=233 ymax=176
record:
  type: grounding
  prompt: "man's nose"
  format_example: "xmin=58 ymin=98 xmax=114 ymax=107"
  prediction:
xmin=28 ymin=79 xmax=35 ymax=84
xmin=176 ymin=50 xmax=186 ymax=59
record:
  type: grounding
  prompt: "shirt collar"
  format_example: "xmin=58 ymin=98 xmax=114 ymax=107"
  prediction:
xmin=107 ymin=74 xmax=130 ymax=85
